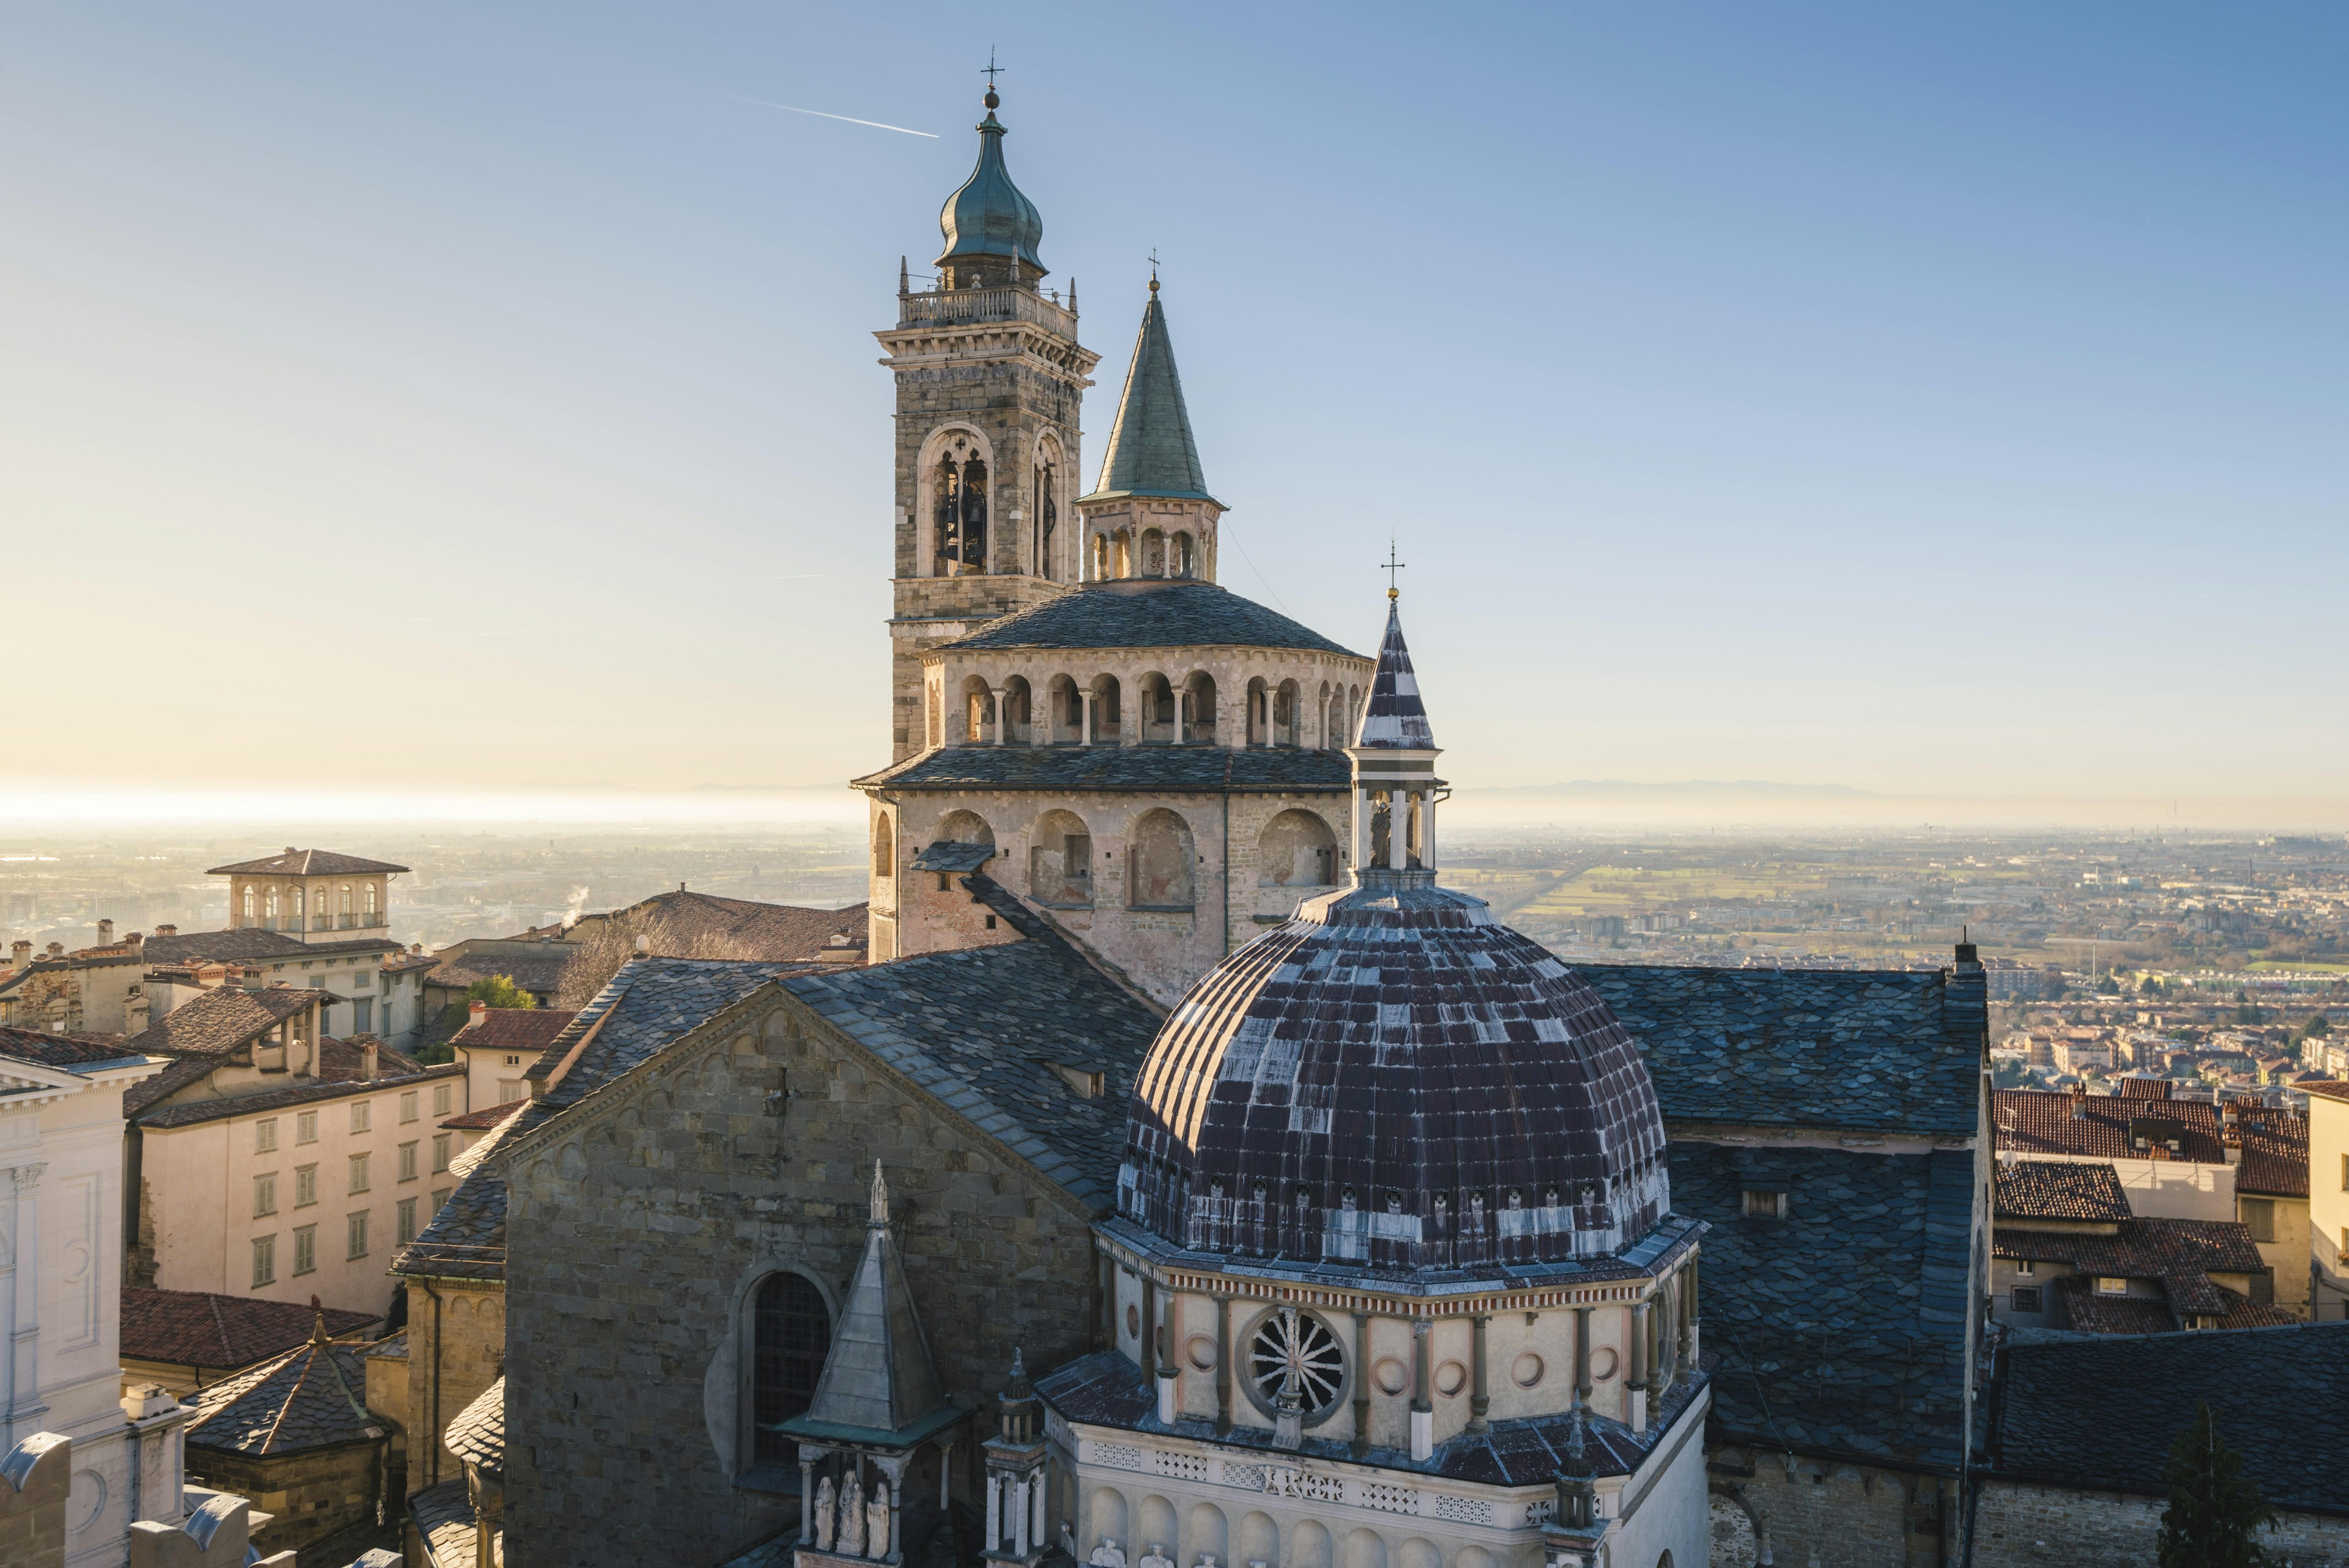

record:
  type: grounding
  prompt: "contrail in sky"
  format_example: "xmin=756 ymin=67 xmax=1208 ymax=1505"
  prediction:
xmin=744 ymin=99 xmax=937 ymax=138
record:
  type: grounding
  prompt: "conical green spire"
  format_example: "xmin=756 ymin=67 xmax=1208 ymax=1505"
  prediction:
xmin=1086 ymin=281 xmax=1219 ymax=504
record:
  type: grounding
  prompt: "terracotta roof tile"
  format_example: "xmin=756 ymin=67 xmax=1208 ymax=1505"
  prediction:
xmin=205 ymin=849 xmax=409 ymax=877
xmin=124 ymin=986 xmax=327 ymax=1059
xmin=441 ymin=1099 xmax=527 ymax=1131
xmin=120 ymin=1288 xmax=377 ymax=1369
xmin=1992 ymin=1088 xmax=2227 ymax=1164
xmin=450 ymin=1009 xmax=577 ymax=1054
xmin=0 ymin=1026 xmax=147 ymax=1072
xmin=1994 ymin=1159 xmax=2131 ymax=1222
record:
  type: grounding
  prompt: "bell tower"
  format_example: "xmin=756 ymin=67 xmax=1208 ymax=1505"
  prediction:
xmin=875 ymin=82 xmax=1099 ymax=761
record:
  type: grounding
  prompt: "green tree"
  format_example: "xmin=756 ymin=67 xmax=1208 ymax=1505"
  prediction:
xmin=2303 ymin=1013 xmax=2331 ymax=1041
xmin=2158 ymin=1401 xmax=2275 ymax=1568
xmin=464 ymin=974 xmax=537 ymax=1010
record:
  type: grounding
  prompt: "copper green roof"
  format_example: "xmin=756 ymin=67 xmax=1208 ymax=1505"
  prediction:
xmin=936 ymin=92 xmax=1044 ymax=274
xmin=1086 ymin=288 xmax=1217 ymax=505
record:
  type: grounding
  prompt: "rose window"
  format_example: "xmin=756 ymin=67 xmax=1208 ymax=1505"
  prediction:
xmin=1247 ymin=1309 xmax=1345 ymax=1419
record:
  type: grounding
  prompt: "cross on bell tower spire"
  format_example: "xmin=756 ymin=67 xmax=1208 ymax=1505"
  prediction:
xmin=1382 ymin=537 xmax=1407 ymax=601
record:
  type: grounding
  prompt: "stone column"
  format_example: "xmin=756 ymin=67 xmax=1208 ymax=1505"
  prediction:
xmin=1572 ymin=1306 xmax=1594 ymax=1415
xmin=1627 ymin=1302 xmax=1649 ymax=1434
xmin=880 ymin=1453 xmax=908 ymax=1564
xmin=989 ymin=688 xmax=1006 ymax=745
xmin=1467 ymin=1315 xmax=1491 ymax=1433
xmin=1675 ymin=1264 xmax=1694 ymax=1377
xmin=1140 ymin=1277 xmax=1156 ymax=1363
xmin=1687 ymin=1252 xmax=1701 ymax=1366
xmin=798 ymin=1446 xmax=817 ymax=1543
xmin=987 ymin=1471 xmax=1003 ymax=1550
xmin=1013 ymin=1477 xmax=1030 ymax=1556
xmin=1409 ymin=1318 xmax=1433 ymax=1462
xmin=1349 ymin=1313 xmax=1372 ymax=1460
xmin=1030 ymin=1471 xmax=1047 ymax=1552
xmin=1081 ymin=688 xmax=1094 ymax=746
xmin=1156 ymin=1289 xmax=1178 ymax=1425
xmin=938 ymin=1441 xmax=953 ymax=1512
xmin=1214 ymin=1295 xmax=1234 ymax=1436
xmin=5 ymin=1164 xmax=45 ymax=1444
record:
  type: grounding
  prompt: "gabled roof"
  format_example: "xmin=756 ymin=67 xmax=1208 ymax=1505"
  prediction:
xmin=450 ymin=1009 xmax=578 ymax=1055
xmin=855 ymin=743 xmax=1351 ymax=796
xmin=184 ymin=1328 xmax=382 ymax=1456
xmin=1085 ymin=288 xmax=1214 ymax=504
xmin=1584 ymin=964 xmax=1984 ymax=1136
xmin=1992 ymin=1215 xmax=2268 ymax=1279
xmin=141 ymin=929 xmax=328 ymax=965
xmin=138 ymin=1061 xmax=461 ymax=1129
xmin=1994 ymin=1159 xmax=2131 ymax=1222
xmin=933 ymin=581 xmax=1360 ymax=658
xmin=1671 ymin=1140 xmax=1975 ymax=1471
xmin=124 ymin=986 xmax=327 ymax=1060
xmin=445 ymin=1377 xmax=505 ymax=1476
xmin=206 ymin=848 xmax=409 ymax=877
xmin=121 ymin=1287 xmax=377 ymax=1369
xmin=590 ymin=890 xmax=867 ymax=963
xmin=1993 ymin=1088 xmax=2227 ymax=1164
xmin=0 ymin=1027 xmax=147 ymax=1074
xmin=1989 ymin=1321 xmax=2349 ymax=1512
xmin=2230 ymin=1106 xmax=2309 ymax=1198
xmin=781 ymin=910 xmax=1162 ymax=1212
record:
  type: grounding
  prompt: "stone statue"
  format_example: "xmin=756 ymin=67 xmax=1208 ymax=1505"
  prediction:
xmin=866 ymin=1479 xmax=891 ymax=1560
xmin=1139 ymin=1544 xmax=1174 ymax=1568
xmin=814 ymin=1476 xmax=836 ymax=1551
xmin=1089 ymin=1537 xmax=1127 ymax=1568
xmin=839 ymin=1470 xmax=867 ymax=1558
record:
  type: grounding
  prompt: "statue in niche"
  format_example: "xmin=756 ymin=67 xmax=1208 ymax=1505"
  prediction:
xmin=1089 ymin=1540 xmax=1127 ymax=1568
xmin=866 ymin=1479 xmax=890 ymax=1560
xmin=839 ymin=1470 xmax=867 ymax=1558
xmin=1138 ymin=1544 xmax=1174 ymax=1568
xmin=814 ymin=1476 xmax=837 ymax=1551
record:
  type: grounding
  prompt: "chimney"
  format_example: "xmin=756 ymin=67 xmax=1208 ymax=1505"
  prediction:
xmin=361 ymin=1038 xmax=379 ymax=1082
xmin=97 ymin=919 xmax=114 ymax=946
xmin=46 ymin=942 xmax=62 ymax=958
xmin=155 ymin=924 xmax=177 ymax=937
xmin=126 ymin=931 xmax=143 ymax=954
xmin=285 ymin=846 xmax=297 ymax=857
xmin=9 ymin=940 xmax=27 ymax=970
xmin=468 ymin=999 xmax=488 ymax=1032
xmin=2069 ymin=1081 xmax=2090 ymax=1120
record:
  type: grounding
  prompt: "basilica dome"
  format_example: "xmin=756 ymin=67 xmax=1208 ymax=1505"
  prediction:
xmin=1116 ymin=606 xmax=1671 ymax=1273
xmin=936 ymin=89 xmax=1044 ymax=276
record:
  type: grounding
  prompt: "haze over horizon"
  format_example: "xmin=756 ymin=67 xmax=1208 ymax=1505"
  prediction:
xmin=6 ymin=4 xmax=2344 ymax=819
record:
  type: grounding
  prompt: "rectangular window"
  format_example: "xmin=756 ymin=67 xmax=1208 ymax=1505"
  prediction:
xmin=350 ymin=1101 xmax=371 ymax=1134
xmin=254 ymin=1118 xmax=278 ymax=1154
xmin=295 ymin=1164 xmax=317 ymax=1207
xmin=2016 ymin=1259 xmax=2036 ymax=1277
xmin=348 ymin=1153 xmax=371 ymax=1194
xmin=293 ymin=1224 xmax=316 ymax=1276
xmin=399 ymin=1090 xmax=418 ymax=1123
xmin=431 ymin=1187 xmax=451 ymax=1213
xmin=432 ymin=1083 xmax=452 ymax=1117
xmin=346 ymin=1211 xmax=369 ymax=1260
xmin=253 ymin=1172 xmax=278 ymax=1217
xmin=1742 ymin=1189 xmax=1790 ymax=1220
xmin=398 ymin=1141 xmax=418 ymax=1182
xmin=297 ymin=1110 xmax=318 ymax=1145
xmin=2241 ymin=1197 xmax=2276 ymax=1244
xmin=497 ymin=1079 xmax=526 ymax=1104
xmin=2011 ymin=1286 xmax=2043 ymax=1313
xmin=251 ymin=1234 xmax=276 ymax=1287
xmin=432 ymin=1133 xmax=452 ymax=1173
xmin=354 ymin=998 xmax=373 ymax=1032
xmin=2095 ymin=1276 xmax=2129 ymax=1296
xmin=353 ymin=968 xmax=373 ymax=989
xmin=397 ymin=1197 xmax=418 ymax=1244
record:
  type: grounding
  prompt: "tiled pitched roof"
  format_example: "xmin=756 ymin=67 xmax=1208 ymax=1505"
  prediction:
xmin=1995 ymin=1216 xmax=2269 ymax=1281
xmin=141 ymin=929 xmax=397 ymax=966
xmin=596 ymin=891 xmax=867 ymax=960
xmin=1671 ymin=1141 xmax=1975 ymax=1470
xmin=441 ymin=1099 xmax=527 ymax=1131
xmin=206 ymin=848 xmax=409 ymax=877
xmin=406 ymin=1477 xmax=480 ymax=1566
xmin=0 ymin=1026 xmax=147 ymax=1072
xmin=1354 ymin=603 xmax=1435 ymax=749
xmin=2301 ymin=1080 xmax=2349 ymax=1103
xmin=138 ymin=1062 xmax=463 ymax=1129
xmin=393 ymin=1104 xmax=530 ymax=1281
xmin=2052 ymin=1279 xmax=2179 ymax=1335
xmin=443 ymin=1377 xmax=504 ymax=1475
xmin=120 ymin=1288 xmax=377 ymax=1369
xmin=124 ymin=986 xmax=325 ymax=1059
xmin=450 ymin=1009 xmax=577 ymax=1055
xmin=1989 ymin=1321 xmax=2349 ymax=1512
xmin=854 ymin=744 xmax=1351 ymax=795
xmin=1992 ymin=1088 xmax=2226 ymax=1164
xmin=1583 ymin=964 xmax=1984 ymax=1135
xmin=1088 ymin=290 xmax=1214 ymax=503
xmin=425 ymin=948 xmax=578 ymax=1000
xmin=184 ymin=1332 xmax=383 ymax=1455
xmin=2230 ymin=1107 xmax=2309 ymax=1198
xmin=535 ymin=959 xmax=814 ymax=1112
xmin=122 ymin=1055 xmax=219 ymax=1118
xmin=782 ymin=930 xmax=1163 ymax=1212
xmin=935 ymin=581 xmax=1361 ymax=658
xmin=1994 ymin=1159 xmax=2131 ymax=1222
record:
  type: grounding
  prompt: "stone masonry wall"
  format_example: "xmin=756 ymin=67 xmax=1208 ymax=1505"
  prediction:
xmin=401 ymin=1278 xmax=504 ymax=1499
xmin=187 ymin=1441 xmax=382 ymax=1558
xmin=502 ymin=990 xmax=1108 ymax=1567
xmin=1709 ymin=1455 xmax=1954 ymax=1568
xmin=1971 ymin=1480 xmax=2349 ymax=1568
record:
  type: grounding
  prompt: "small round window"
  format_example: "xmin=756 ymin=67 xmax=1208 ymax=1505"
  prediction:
xmin=1242 ymin=1307 xmax=1347 ymax=1423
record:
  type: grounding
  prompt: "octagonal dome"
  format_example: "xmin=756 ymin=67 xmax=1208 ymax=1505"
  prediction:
xmin=1117 ymin=882 xmax=1671 ymax=1272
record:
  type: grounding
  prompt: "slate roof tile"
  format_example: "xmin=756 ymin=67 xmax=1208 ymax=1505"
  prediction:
xmin=1989 ymin=1320 xmax=2349 ymax=1511
xmin=138 ymin=1061 xmax=462 ymax=1129
xmin=935 ymin=581 xmax=1362 ymax=659
xmin=855 ymin=745 xmax=1351 ymax=795
xmin=0 ymin=1027 xmax=147 ymax=1072
xmin=184 ymin=1333 xmax=383 ymax=1455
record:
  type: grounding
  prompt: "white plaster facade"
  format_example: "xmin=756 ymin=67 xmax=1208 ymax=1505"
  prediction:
xmin=0 ymin=1044 xmax=191 ymax=1566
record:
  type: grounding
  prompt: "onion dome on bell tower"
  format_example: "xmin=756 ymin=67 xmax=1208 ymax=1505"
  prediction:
xmin=935 ymin=83 xmax=1045 ymax=289
xmin=1117 ymin=595 xmax=1672 ymax=1273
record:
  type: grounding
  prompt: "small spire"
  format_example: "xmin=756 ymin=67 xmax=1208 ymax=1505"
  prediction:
xmin=870 ymin=1159 xmax=889 ymax=1225
xmin=899 ymin=256 xmax=910 ymax=297
xmin=309 ymin=1294 xmax=328 ymax=1345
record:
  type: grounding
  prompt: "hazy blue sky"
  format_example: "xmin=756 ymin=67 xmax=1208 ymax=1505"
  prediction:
xmin=6 ymin=4 xmax=2344 ymax=817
